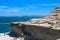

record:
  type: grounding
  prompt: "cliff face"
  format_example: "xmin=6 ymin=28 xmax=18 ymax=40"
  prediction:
xmin=11 ymin=5 xmax=60 ymax=40
xmin=24 ymin=5 xmax=60 ymax=30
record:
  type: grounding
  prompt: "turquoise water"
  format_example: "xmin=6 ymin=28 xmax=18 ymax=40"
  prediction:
xmin=0 ymin=16 xmax=44 ymax=33
xmin=0 ymin=24 xmax=11 ymax=33
xmin=0 ymin=24 xmax=10 ymax=33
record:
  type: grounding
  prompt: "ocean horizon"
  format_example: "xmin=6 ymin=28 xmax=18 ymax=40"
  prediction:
xmin=0 ymin=16 xmax=44 ymax=33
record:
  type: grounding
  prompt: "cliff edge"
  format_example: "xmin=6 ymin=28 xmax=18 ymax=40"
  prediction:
xmin=11 ymin=5 xmax=60 ymax=40
xmin=18 ymin=5 xmax=60 ymax=30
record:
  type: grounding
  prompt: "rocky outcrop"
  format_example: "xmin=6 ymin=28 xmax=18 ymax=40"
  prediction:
xmin=11 ymin=5 xmax=60 ymax=40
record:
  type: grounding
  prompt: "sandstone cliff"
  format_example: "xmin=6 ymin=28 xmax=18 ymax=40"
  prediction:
xmin=11 ymin=5 xmax=60 ymax=40
xmin=19 ymin=5 xmax=60 ymax=30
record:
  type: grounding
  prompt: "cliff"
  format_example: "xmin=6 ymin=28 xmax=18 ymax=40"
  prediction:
xmin=11 ymin=5 xmax=60 ymax=40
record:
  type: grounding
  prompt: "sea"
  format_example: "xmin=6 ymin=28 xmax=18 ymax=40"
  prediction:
xmin=0 ymin=16 xmax=44 ymax=33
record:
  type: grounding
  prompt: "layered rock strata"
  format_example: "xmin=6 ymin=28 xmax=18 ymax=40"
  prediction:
xmin=11 ymin=5 xmax=60 ymax=40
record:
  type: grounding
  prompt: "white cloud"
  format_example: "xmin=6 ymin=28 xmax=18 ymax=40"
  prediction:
xmin=0 ymin=6 xmax=8 ymax=9
xmin=11 ymin=8 xmax=20 ymax=12
xmin=5 ymin=8 xmax=20 ymax=12
xmin=0 ymin=6 xmax=21 ymax=12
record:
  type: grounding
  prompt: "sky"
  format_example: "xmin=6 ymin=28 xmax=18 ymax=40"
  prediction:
xmin=0 ymin=0 xmax=60 ymax=16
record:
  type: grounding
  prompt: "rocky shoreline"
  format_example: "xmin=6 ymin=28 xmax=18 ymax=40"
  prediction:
xmin=0 ymin=5 xmax=60 ymax=40
xmin=0 ymin=33 xmax=24 ymax=40
xmin=11 ymin=5 xmax=60 ymax=40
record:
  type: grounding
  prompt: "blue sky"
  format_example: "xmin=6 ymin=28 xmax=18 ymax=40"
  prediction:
xmin=0 ymin=0 xmax=60 ymax=16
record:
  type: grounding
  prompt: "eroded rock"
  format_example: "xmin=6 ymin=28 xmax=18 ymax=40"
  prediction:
xmin=11 ymin=5 xmax=60 ymax=40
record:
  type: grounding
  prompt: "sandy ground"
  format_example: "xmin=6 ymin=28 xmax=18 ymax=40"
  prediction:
xmin=0 ymin=33 xmax=24 ymax=40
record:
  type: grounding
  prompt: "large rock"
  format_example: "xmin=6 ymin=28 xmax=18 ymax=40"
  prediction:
xmin=11 ymin=5 xmax=60 ymax=40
